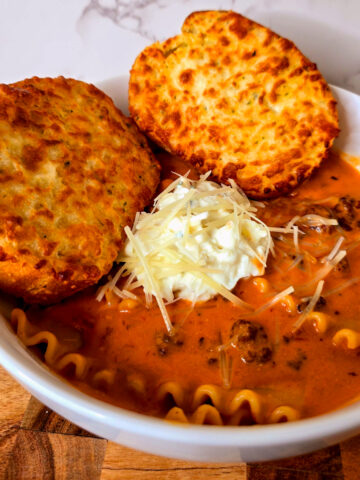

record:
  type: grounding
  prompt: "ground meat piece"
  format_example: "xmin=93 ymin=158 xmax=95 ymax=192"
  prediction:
xmin=301 ymin=204 xmax=335 ymax=234
xmin=316 ymin=296 xmax=327 ymax=308
xmin=207 ymin=357 xmax=218 ymax=365
xmin=287 ymin=350 xmax=307 ymax=371
xmin=297 ymin=295 xmax=326 ymax=313
xmin=307 ymin=204 xmax=333 ymax=218
xmin=333 ymin=195 xmax=360 ymax=231
xmin=155 ymin=331 xmax=184 ymax=357
xmin=334 ymin=256 xmax=351 ymax=274
xmin=229 ymin=319 xmax=273 ymax=364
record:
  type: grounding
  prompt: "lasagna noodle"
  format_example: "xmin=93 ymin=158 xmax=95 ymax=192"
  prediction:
xmin=268 ymin=406 xmax=301 ymax=423
xmin=12 ymin=309 xmax=105 ymax=383
xmin=280 ymin=295 xmax=297 ymax=315
xmin=306 ymin=312 xmax=331 ymax=334
xmin=157 ymin=381 xmax=186 ymax=408
xmin=11 ymin=308 xmax=72 ymax=366
xmin=126 ymin=373 xmax=147 ymax=396
xmin=166 ymin=405 xmax=223 ymax=425
xmin=54 ymin=353 xmax=90 ymax=379
xmin=165 ymin=403 xmax=300 ymax=425
xmin=10 ymin=311 xmax=304 ymax=425
xmin=252 ymin=277 xmax=270 ymax=293
xmin=159 ymin=382 xmax=300 ymax=425
xmin=92 ymin=369 xmax=116 ymax=389
xmin=333 ymin=329 xmax=360 ymax=349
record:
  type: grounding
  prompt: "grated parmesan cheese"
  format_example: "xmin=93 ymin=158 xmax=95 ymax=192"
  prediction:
xmin=270 ymin=213 xmax=338 ymax=252
xmin=295 ymin=250 xmax=347 ymax=295
xmin=301 ymin=214 xmax=338 ymax=227
xmin=293 ymin=280 xmax=324 ymax=331
xmin=323 ymin=276 xmax=360 ymax=298
xmin=103 ymin=173 xmax=273 ymax=331
xmin=243 ymin=286 xmax=295 ymax=318
xmin=293 ymin=225 xmax=299 ymax=252
xmin=323 ymin=236 xmax=344 ymax=263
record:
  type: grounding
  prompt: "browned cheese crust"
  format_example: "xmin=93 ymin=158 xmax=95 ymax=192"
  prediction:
xmin=0 ymin=76 xmax=160 ymax=304
xmin=129 ymin=10 xmax=339 ymax=199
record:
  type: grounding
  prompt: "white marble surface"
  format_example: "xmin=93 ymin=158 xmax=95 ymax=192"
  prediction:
xmin=0 ymin=0 xmax=359 ymax=95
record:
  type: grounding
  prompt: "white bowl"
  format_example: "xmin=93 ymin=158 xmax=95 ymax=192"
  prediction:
xmin=0 ymin=78 xmax=360 ymax=463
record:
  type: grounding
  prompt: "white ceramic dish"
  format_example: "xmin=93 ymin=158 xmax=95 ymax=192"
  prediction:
xmin=0 ymin=77 xmax=360 ymax=463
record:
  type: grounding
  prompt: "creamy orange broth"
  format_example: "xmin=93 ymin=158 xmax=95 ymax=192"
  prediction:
xmin=19 ymin=151 xmax=360 ymax=423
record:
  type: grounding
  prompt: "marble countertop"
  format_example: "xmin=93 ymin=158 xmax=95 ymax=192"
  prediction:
xmin=1 ymin=0 xmax=359 ymax=95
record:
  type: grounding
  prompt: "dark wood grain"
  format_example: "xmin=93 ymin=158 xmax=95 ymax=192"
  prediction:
xmin=1 ymin=366 xmax=360 ymax=479
xmin=247 ymin=444 xmax=343 ymax=480
xmin=0 ymin=368 xmax=31 ymax=479
xmin=5 ymin=430 xmax=106 ymax=480
xmin=101 ymin=442 xmax=247 ymax=479
xmin=340 ymin=435 xmax=360 ymax=480
xmin=0 ymin=429 xmax=19 ymax=480
xmin=21 ymin=396 xmax=94 ymax=437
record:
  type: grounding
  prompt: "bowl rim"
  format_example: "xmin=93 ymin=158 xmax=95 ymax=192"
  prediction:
xmin=1 ymin=309 xmax=360 ymax=448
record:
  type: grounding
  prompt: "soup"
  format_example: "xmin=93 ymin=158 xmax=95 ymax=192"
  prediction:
xmin=11 ymin=150 xmax=360 ymax=425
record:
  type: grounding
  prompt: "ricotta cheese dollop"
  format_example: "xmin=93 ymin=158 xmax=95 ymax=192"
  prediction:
xmin=121 ymin=173 xmax=271 ymax=304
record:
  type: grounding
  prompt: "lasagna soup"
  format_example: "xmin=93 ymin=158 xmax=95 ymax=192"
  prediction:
xmin=11 ymin=151 xmax=360 ymax=425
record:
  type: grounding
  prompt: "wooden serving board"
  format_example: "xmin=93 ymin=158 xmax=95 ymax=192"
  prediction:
xmin=0 ymin=365 xmax=358 ymax=480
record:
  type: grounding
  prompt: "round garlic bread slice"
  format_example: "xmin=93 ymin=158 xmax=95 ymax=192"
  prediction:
xmin=0 ymin=76 xmax=160 ymax=304
xmin=129 ymin=10 xmax=339 ymax=199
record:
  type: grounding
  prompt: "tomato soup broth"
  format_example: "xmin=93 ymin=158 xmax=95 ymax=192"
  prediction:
xmin=15 ymin=151 xmax=360 ymax=425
